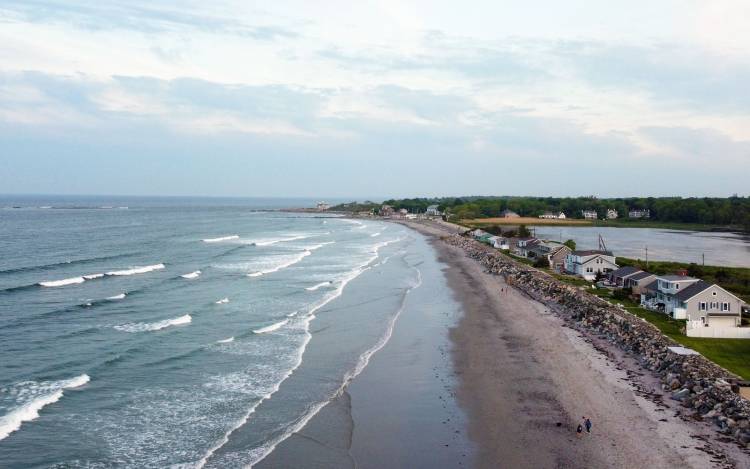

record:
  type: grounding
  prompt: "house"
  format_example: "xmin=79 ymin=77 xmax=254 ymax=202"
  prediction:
xmin=606 ymin=209 xmax=618 ymax=219
xmin=514 ymin=238 xmax=540 ymax=257
xmin=405 ymin=213 xmax=417 ymax=220
xmin=582 ymin=210 xmax=598 ymax=220
xmin=608 ymin=266 xmax=643 ymax=287
xmin=529 ymin=242 xmax=571 ymax=271
xmin=539 ymin=211 xmax=566 ymax=219
xmin=398 ymin=208 xmax=408 ymax=215
xmin=316 ymin=201 xmax=330 ymax=211
xmin=488 ymin=236 xmax=510 ymax=250
xmin=624 ymin=270 xmax=657 ymax=295
xmin=629 ymin=209 xmax=650 ymax=219
xmin=425 ymin=205 xmax=441 ymax=216
xmin=564 ymin=249 xmax=618 ymax=280
xmin=379 ymin=205 xmax=395 ymax=217
xmin=501 ymin=209 xmax=520 ymax=218
xmin=640 ymin=275 xmax=701 ymax=318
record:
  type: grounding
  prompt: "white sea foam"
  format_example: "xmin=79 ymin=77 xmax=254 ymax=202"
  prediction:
xmin=371 ymin=232 xmax=381 ymax=237
xmin=215 ymin=298 xmax=229 ymax=304
xmin=252 ymin=319 xmax=289 ymax=334
xmin=202 ymin=235 xmax=239 ymax=243
xmin=39 ymin=276 xmax=85 ymax=287
xmin=107 ymin=293 xmax=126 ymax=300
xmin=83 ymin=273 xmax=104 ymax=280
xmin=0 ymin=374 xmax=90 ymax=441
xmin=304 ymin=241 xmax=335 ymax=251
xmin=216 ymin=337 xmax=234 ymax=343
xmin=106 ymin=264 xmax=165 ymax=276
xmin=114 ymin=314 xmax=191 ymax=333
xmin=246 ymin=250 xmax=311 ymax=277
xmin=253 ymin=234 xmax=312 ymax=247
xmin=305 ymin=281 xmax=332 ymax=291
xmin=196 ymin=236 xmax=405 ymax=468
xmin=181 ymin=270 xmax=201 ymax=279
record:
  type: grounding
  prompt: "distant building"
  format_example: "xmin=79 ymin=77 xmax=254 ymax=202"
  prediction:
xmin=581 ymin=210 xmax=598 ymax=220
xmin=608 ymin=266 xmax=643 ymax=287
xmin=529 ymin=242 xmax=571 ymax=271
xmin=539 ymin=211 xmax=566 ymax=219
xmin=398 ymin=208 xmax=408 ymax=215
xmin=425 ymin=204 xmax=441 ymax=216
xmin=564 ymin=250 xmax=618 ymax=280
xmin=624 ymin=271 xmax=658 ymax=295
xmin=379 ymin=205 xmax=395 ymax=217
xmin=316 ymin=201 xmax=330 ymax=211
xmin=629 ymin=209 xmax=651 ymax=219
xmin=606 ymin=209 xmax=618 ymax=219
xmin=501 ymin=209 xmax=520 ymax=218
xmin=488 ymin=236 xmax=510 ymax=250
xmin=514 ymin=238 xmax=540 ymax=258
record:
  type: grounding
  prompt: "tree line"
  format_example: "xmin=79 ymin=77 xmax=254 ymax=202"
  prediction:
xmin=335 ymin=196 xmax=750 ymax=231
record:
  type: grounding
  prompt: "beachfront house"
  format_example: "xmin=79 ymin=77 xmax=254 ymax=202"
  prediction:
xmin=502 ymin=209 xmax=520 ymax=218
xmin=379 ymin=205 xmax=395 ymax=217
xmin=488 ymin=236 xmax=510 ymax=250
xmin=425 ymin=204 xmax=441 ymax=217
xmin=609 ymin=266 xmax=643 ymax=287
xmin=539 ymin=211 xmax=566 ymax=219
xmin=624 ymin=271 xmax=657 ymax=295
xmin=316 ymin=201 xmax=331 ymax=211
xmin=582 ymin=210 xmax=598 ymax=220
xmin=564 ymin=249 xmax=618 ymax=280
xmin=606 ymin=209 xmax=618 ymax=219
xmin=641 ymin=277 xmax=749 ymax=338
xmin=529 ymin=242 xmax=571 ymax=271
xmin=629 ymin=209 xmax=651 ymax=219
xmin=514 ymin=238 xmax=540 ymax=257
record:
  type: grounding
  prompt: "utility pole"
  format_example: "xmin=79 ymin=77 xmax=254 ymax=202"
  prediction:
xmin=702 ymin=253 xmax=705 ymax=266
xmin=645 ymin=246 xmax=649 ymax=270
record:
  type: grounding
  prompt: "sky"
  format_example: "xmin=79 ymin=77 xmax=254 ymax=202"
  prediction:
xmin=1 ymin=0 xmax=749 ymax=198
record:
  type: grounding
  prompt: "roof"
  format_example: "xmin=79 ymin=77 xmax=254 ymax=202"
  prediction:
xmin=571 ymin=249 xmax=613 ymax=257
xmin=629 ymin=271 xmax=655 ymax=281
xmin=659 ymin=275 xmax=696 ymax=281
xmin=426 ymin=204 xmax=439 ymax=210
xmin=643 ymin=279 xmax=659 ymax=291
xmin=674 ymin=280 xmax=712 ymax=302
xmin=610 ymin=266 xmax=642 ymax=278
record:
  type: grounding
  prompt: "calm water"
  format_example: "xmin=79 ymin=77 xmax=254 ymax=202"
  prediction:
xmin=0 ymin=197 xmax=432 ymax=467
xmin=533 ymin=226 xmax=750 ymax=267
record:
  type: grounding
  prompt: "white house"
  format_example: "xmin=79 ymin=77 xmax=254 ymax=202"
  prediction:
xmin=501 ymin=209 xmax=520 ymax=218
xmin=488 ymin=236 xmax=510 ymax=250
xmin=539 ymin=211 xmax=566 ymax=219
xmin=564 ymin=249 xmax=618 ymax=280
xmin=581 ymin=210 xmax=598 ymax=220
xmin=628 ymin=209 xmax=650 ymax=219
xmin=425 ymin=205 xmax=441 ymax=216
xmin=316 ymin=201 xmax=331 ymax=211
xmin=606 ymin=209 xmax=618 ymax=219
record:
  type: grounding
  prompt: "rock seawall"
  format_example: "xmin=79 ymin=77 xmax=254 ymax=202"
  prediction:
xmin=443 ymin=234 xmax=750 ymax=448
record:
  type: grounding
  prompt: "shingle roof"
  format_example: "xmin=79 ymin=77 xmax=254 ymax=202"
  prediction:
xmin=572 ymin=249 xmax=613 ymax=257
xmin=643 ymin=279 xmax=659 ymax=291
xmin=659 ymin=275 xmax=696 ymax=281
xmin=674 ymin=280 xmax=712 ymax=302
xmin=629 ymin=271 xmax=655 ymax=281
xmin=611 ymin=266 xmax=642 ymax=278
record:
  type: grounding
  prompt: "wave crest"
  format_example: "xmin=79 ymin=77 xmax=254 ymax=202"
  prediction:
xmin=114 ymin=314 xmax=191 ymax=333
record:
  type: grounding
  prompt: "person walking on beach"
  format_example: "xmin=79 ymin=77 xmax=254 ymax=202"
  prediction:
xmin=584 ymin=417 xmax=592 ymax=433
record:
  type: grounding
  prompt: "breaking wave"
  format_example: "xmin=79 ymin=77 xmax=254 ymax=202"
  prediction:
xmin=181 ymin=270 xmax=201 ymax=280
xmin=203 ymin=235 xmax=239 ymax=243
xmin=107 ymin=293 xmax=127 ymax=300
xmin=305 ymin=281 xmax=332 ymax=291
xmin=0 ymin=374 xmax=90 ymax=441
xmin=106 ymin=264 xmax=165 ymax=276
xmin=114 ymin=314 xmax=191 ymax=333
xmin=216 ymin=337 xmax=234 ymax=343
xmin=247 ymin=251 xmax=311 ymax=277
xmin=38 ymin=276 xmax=86 ymax=287
xmin=252 ymin=319 xmax=289 ymax=334
xmin=215 ymin=298 xmax=229 ymax=304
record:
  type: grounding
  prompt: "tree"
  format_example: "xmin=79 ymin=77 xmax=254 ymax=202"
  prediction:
xmin=533 ymin=256 xmax=549 ymax=268
xmin=563 ymin=239 xmax=576 ymax=250
xmin=518 ymin=224 xmax=531 ymax=237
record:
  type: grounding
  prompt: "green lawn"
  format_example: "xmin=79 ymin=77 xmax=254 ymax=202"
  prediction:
xmin=592 ymin=219 xmax=735 ymax=232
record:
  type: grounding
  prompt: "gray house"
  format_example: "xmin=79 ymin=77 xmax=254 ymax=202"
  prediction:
xmin=677 ymin=281 xmax=748 ymax=338
xmin=624 ymin=271 xmax=657 ymax=295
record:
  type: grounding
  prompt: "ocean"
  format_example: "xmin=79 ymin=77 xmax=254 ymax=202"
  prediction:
xmin=0 ymin=196 xmax=425 ymax=467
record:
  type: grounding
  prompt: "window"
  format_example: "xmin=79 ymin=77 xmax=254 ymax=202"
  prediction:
xmin=699 ymin=302 xmax=707 ymax=311
xmin=722 ymin=302 xmax=730 ymax=312
xmin=675 ymin=284 xmax=679 ymax=289
xmin=712 ymin=291 xmax=717 ymax=296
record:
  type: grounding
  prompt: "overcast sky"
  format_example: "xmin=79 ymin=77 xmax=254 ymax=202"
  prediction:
xmin=1 ymin=1 xmax=749 ymax=198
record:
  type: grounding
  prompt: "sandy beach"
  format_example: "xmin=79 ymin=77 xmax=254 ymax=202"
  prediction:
xmin=258 ymin=219 xmax=748 ymax=468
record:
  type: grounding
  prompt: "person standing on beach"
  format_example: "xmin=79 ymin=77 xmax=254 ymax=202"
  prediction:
xmin=584 ymin=417 xmax=592 ymax=433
